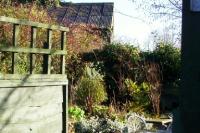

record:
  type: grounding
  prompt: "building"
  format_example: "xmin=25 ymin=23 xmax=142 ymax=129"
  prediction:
xmin=49 ymin=2 xmax=114 ymax=52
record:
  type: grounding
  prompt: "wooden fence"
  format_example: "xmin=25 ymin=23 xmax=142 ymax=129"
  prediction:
xmin=0 ymin=16 xmax=69 ymax=133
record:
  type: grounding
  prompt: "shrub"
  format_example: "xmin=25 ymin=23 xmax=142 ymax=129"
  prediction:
xmin=94 ymin=43 xmax=141 ymax=104
xmin=68 ymin=106 xmax=85 ymax=121
xmin=142 ymin=43 xmax=181 ymax=112
xmin=144 ymin=43 xmax=181 ymax=84
xmin=82 ymin=42 xmax=180 ymax=115
xmin=125 ymin=79 xmax=151 ymax=113
xmin=92 ymin=105 xmax=109 ymax=118
xmin=67 ymin=24 xmax=105 ymax=54
xmin=76 ymin=66 xmax=107 ymax=113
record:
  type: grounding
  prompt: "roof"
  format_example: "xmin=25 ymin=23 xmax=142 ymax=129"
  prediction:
xmin=48 ymin=2 xmax=114 ymax=29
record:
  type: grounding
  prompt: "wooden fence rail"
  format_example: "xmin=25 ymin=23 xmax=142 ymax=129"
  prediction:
xmin=0 ymin=16 xmax=69 ymax=74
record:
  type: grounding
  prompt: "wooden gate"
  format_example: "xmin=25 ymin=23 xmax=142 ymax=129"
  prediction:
xmin=0 ymin=16 xmax=68 ymax=133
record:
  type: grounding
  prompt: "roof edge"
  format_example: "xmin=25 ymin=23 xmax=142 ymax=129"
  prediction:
xmin=60 ymin=2 xmax=114 ymax=5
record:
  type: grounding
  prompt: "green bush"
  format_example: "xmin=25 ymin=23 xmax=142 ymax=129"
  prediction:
xmin=68 ymin=106 xmax=85 ymax=121
xmin=92 ymin=43 xmax=141 ymax=104
xmin=92 ymin=105 xmax=109 ymax=118
xmin=142 ymin=43 xmax=181 ymax=112
xmin=144 ymin=43 xmax=181 ymax=84
xmin=81 ymin=42 xmax=180 ymax=114
xmin=76 ymin=66 xmax=107 ymax=113
xmin=125 ymin=79 xmax=151 ymax=113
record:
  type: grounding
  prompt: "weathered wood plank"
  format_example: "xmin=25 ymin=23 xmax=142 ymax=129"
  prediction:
xmin=30 ymin=27 xmax=37 ymax=74
xmin=146 ymin=118 xmax=172 ymax=125
xmin=62 ymin=85 xmax=68 ymax=133
xmin=37 ymin=113 xmax=62 ymax=133
xmin=0 ymin=74 xmax=67 ymax=80
xmin=0 ymin=46 xmax=67 ymax=55
xmin=0 ymin=103 xmax=62 ymax=123
xmin=60 ymin=31 xmax=66 ymax=74
xmin=11 ymin=24 xmax=19 ymax=74
xmin=0 ymin=86 xmax=63 ymax=107
xmin=0 ymin=113 xmax=62 ymax=133
xmin=0 ymin=80 xmax=68 ymax=87
xmin=66 ymin=85 xmax=68 ymax=133
xmin=0 ymin=16 xmax=69 ymax=32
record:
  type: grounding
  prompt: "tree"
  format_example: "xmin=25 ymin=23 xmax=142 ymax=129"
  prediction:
xmin=0 ymin=0 xmax=60 ymax=6
xmin=131 ymin=0 xmax=182 ymax=45
xmin=130 ymin=0 xmax=181 ymax=19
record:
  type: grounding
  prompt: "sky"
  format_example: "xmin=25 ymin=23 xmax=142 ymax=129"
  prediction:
xmin=62 ymin=0 xmax=168 ymax=50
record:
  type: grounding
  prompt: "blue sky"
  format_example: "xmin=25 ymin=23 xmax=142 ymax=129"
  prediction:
xmin=62 ymin=0 xmax=165 ymax=50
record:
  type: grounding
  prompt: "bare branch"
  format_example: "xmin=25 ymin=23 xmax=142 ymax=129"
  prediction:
xmin=168 ymin=0 xmax=182 ymax=11
xmin=151 ymin=12 xmax=181 ymax=19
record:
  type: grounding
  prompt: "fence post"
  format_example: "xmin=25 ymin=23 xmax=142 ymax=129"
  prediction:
xmin=30 ymin=26 xmax=37 ymax=74
xmin=43 ymin=29 xmax=52 ymax=74
xmin=61 ymin=31 xmax=66 ymax=74
xmin=62 ymin=85 xmax=67 ymax=133
xmin=178 ymin=0 xmax=200 ymax=132
xmin=12 ymin=24 xmax=20 ymax=74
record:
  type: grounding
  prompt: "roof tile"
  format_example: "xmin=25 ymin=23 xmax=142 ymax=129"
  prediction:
xmin=48 ymin=2 xmax=114 ymax=28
